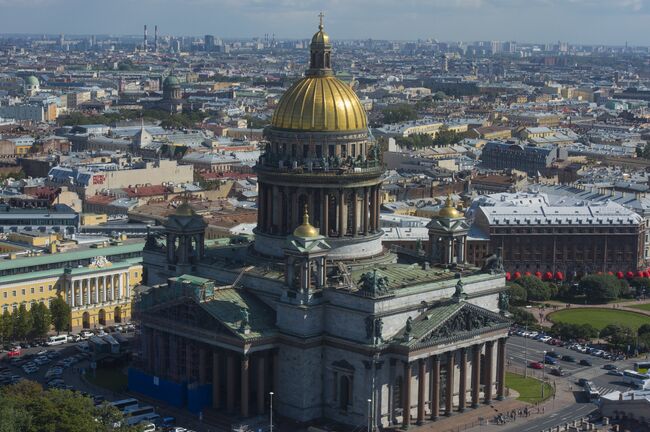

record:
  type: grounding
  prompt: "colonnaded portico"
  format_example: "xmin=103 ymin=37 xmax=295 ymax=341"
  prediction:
xmin=392 ymin=337 xmax=508 ymax=428
xmin=64 ymin=258 xmax=141 ymax=329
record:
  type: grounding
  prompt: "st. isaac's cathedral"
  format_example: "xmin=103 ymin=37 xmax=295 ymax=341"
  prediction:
xmin=133 ymin=17 xmax=510 ymax=430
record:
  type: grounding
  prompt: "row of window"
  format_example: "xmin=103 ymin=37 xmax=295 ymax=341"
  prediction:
xmin=1 ymin=299 xmax=52 ymax=313
xmin=2 ymin=284 xmax=55 ymax=299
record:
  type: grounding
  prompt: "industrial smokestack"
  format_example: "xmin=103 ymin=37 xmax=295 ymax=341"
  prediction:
xmin=144 ymin=24 xmax=148 ymax=51
xmin=154 ymin=25 xmax=158 ymax=52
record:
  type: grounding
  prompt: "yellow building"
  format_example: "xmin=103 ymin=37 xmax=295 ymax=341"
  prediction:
xmin=81 ymin=213 xmax=108 ymax=226
xmin=0 ymin=240 xmax=143 ymax=331
xmin=7 ymin=232 xmax=58 ymax=247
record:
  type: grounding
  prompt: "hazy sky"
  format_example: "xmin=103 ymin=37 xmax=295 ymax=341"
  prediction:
xmin=1 ymin=0 xmax=649 ymax=45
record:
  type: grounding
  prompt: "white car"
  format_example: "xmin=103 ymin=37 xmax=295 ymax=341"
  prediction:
xmin=539 ymin=336 xmax=552 ymax=342
xmin=80 ymin=331 xmax=93 ymax=339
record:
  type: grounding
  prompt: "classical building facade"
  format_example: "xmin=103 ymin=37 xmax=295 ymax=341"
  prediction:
xmin=0 ymin=239 xmax=143 ymax=330
xmin=136 ymin=19 xmax=510 ymax=430
xmin=469 ymin=202 xmax=646 ymax=276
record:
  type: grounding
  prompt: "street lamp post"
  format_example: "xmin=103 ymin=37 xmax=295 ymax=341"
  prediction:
xmin=542 ymin=350 xmax=546 ymax=399
xmin=367 ymin=398 xmax=372 ymax=432
xmin=269 ymin=391 xmax=274 ymax=432
xmin=524 ymin=325 xmax=528 ymax=378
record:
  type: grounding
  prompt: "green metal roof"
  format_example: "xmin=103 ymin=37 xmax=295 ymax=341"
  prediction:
xmin=0 ymin=241 xmax=144 ymax=272
xmin=200 ymin=288 xmax=277 ymax=340
xmin=0 ymin=257 xmax=142 ymax=285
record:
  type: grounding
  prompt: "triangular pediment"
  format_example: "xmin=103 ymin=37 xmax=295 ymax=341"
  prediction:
xmin=393 ymin=301 xmax=510 ymax=349
xmin=426 ymin=218 xmax=470 ymax=233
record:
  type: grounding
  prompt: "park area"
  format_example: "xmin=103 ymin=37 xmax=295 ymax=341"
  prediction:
xmin=547 ymin=307 xmax=650 ymax=331
xmin=505 ymin=372 xmax=554 ymax=404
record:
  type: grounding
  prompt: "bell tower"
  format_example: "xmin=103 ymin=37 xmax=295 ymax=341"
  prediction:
xmin=283 ymin=206 xmax=330 ymax=305
xmin=427 ymin=195 xmax=470 ymax=265
xmin=307 ymin=12 xmax=333 ymax=76
xmin=163 ymin=202 xmax=207 ymax=272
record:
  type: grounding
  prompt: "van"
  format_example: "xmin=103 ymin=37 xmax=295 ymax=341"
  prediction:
xmin=141 ymin=423 xmax=156 ymax=432
xmin=46 ymin=335 xmax=67 ymax=346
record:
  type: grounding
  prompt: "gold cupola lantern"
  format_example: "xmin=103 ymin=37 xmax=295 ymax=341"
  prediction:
xmin=270 ymin=13 xmax=367 ymax=132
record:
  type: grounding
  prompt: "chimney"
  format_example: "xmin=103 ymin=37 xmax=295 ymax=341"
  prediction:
xmin=143 ymin=24 xmax=148 ymax=51
xmin=154 ymin=25 xmax=158 ymax=51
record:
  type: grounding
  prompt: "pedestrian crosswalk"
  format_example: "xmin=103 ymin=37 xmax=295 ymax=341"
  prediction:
xmin=593 ymin=385 xmax=625 ymax=396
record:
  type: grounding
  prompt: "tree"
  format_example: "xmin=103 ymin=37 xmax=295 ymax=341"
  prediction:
xmin=551 ymin=322 xmax=598 ymax=341
xmin=49 ymin=296 xmax=71 ymax=335
xmin=509 ymin=307 xmax=536 ymax=326
xmin=0 ymin=310 xmax=11 ymax=344
xmin=578 ymin=274 xmax=623 ymax=303
xmin=0 ymin=381 xmax=142 ymax=432
xmin=12 ymin=305 xmax=32 ymax=342
xmin=600 ymin=324 xmax=634 ymax=351
xmin=637 ymin=142 xmax=650 ymax=159
xmin=507 ymin=283 xmax=528 ymax=306
xmin=380 ymin=104 xmax=418 ymax=124
xmin=513 ymin=276 xmax=552 ymax=301
xmin=638 ymin=324 xmax=650 ymax=337
xmin=629 ymin=277 xmax=650 ymax=297
xmin=29 ymin=303 xmax=51 ymax=340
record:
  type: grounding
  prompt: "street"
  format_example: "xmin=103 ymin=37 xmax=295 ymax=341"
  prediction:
xmin=499 ymin=335 xmax=640 ymax=431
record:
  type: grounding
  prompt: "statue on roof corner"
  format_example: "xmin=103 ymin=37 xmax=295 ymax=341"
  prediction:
xmin=481 ymin=246 xmax=505 ymax=274
xmin=453 ymin=278 xmax=466 ymax=302
xmin=359 ymin=269 xmax=390 ymax=296
xmin=240 ymin=307 xmax=250 ymax=330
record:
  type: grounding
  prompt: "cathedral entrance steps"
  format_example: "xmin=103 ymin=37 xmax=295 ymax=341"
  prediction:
xmin=384 ymin=398 xmax=525 ymax=432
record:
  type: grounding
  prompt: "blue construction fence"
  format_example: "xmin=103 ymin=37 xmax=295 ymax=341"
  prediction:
xmin=128 ymin=368 xmax=212 ymax=414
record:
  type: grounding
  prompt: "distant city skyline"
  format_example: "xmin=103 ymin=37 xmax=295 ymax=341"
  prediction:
xmin=0 ymin=0 xmax=649 ymax=45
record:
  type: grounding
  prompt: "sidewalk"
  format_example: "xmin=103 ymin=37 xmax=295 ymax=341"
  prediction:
xmin=388 ymin=398 xmax=525 ymax=432
xmin=464 ymin=374 xmax=578 ymax=432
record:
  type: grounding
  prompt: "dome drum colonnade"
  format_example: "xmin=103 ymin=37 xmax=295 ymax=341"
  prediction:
xmin=254 ymin=16 xmax=384 ymax=260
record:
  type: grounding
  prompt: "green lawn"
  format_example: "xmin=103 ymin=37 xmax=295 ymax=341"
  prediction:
xmin=506 ymin=372 xmax=553 ymax=404
xmin=86 ymin=367 xmax=128 ymax=393
xmin=548 ymin=308 xmax=650 ymax=331
xmin=629 ymin=303 xmax=650 ymax=312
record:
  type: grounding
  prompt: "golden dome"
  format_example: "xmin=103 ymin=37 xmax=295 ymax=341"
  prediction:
xmin=293 ymin=206 xmax=320 ymax=238
xmin=438 ymin=195 xmax=462 ymax=219
xmin=311 ymin=29 xmax=330 ymax=45
xmin=271 ymin=76 xmax=367 ymax=132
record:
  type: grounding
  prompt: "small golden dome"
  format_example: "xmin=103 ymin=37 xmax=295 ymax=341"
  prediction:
xmin=271 ymin=76 xmax=367 ymax=132
xmin=438 ymin=195 xmax=462 ymax=219
xmin=312 ymin=11 xmax=330 ymax=45
xmin=311 ymin=29 xmax=330 ymax=45
xmin=293 ymin=206 xmax=320 ymax=238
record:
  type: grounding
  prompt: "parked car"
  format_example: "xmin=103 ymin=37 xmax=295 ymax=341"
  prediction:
xmin=529 ymin=362 xmax=544 ymax=369
xmin=544 ymin=356 xmax=558 ymax=365
xmin=546 ymin=351 xmax=560 ymax=358
xmin=603 ymin=364 xmax=618 ymax=370
xmin=580 ymin=359 xmax=592 ymax=366
xmin=608 ymin=370 xmax=624 ymax=376
xmin=561 ymin=355 xmax=576 ymax=363
xmin=578 ymin=378 xmax=588 ymax=386
xmin=550 ymin=367 xmax=565 ymax=376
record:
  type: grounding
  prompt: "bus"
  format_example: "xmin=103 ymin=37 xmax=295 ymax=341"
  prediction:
xmin=124 ymin=409 xmax=159 ymax=427
xmin=623 ymin=370 xmax=650 ymax=389
xmin=583 ymin=382 xmax=600 ymax=400
xmin=634 ymin=362 xmax=650 ymax=373
xmin=110 ymin=398 xmax=138 ymax=412
xmin=46 ymin=335 xmax=67 ymax=346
